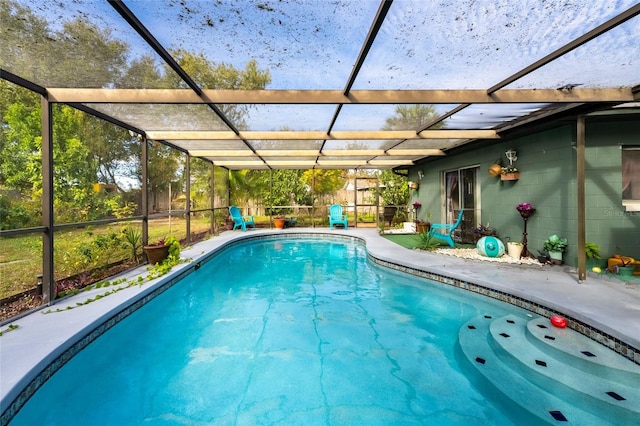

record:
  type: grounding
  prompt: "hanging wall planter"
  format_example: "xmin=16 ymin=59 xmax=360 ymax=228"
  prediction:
xmin=488 ymin=164 xmax=502 ymax=177
xmin=501 ymin=172 xmax=520 ymax=181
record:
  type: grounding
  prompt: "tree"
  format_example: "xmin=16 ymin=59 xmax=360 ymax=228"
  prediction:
xmin=374 ymin=105 xmax=441 ymax=212
xmin=247 ymin=170 xmax=311 ymax=215
xmin=1 ymin=101 xmax=42 ymax=193
xmin=300 ymin=170 xmax=345 ymax=205
xmin=1 ymin=1 xmax=273 ymax=224
xmin=383 ymin=104 xmax=441 ymax=131
xmin=163 ymin=50 xmax=271 ymax=128
xmin=189 ymin=157 xmax=213 ymax=211
xmin=377 ymin=170 xmax=409 ymax=206
xmin=147 ymin=141 xmax=182 ymax=212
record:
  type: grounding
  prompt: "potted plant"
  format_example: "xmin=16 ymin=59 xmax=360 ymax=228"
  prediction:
xmin=543 ymin=235 xmax=568 ymax=264
xmin=224 ymin=215 xmax=234 ymax=230
xmin=536 ymin=250 xmax=549 ymax=264
xmin=269 ymin=208 xmax=287 ymax=229
xmin=416 ymin=211 xmax=431 ymax=233
xmin=472 ymin=223 xmax=497 ymax=243
xmin=273 ymin=216 xmax=286 ymax=229
xmin=412 ymin=201 xmax=422 ymax=214
xmin=585 ymin=242 xmax=601 ymax=269
xmin=143 ymin=236 xmax=180 ymax=265
xmin=501 ymin=165 xmax=520 ymax=181
xmin=515 ymin=202 xmax=536 ymax=219
xmin=412 ymin=202 xmax=431 ymax=233
xmin=506 ymin=240 xmax=524 ymax=259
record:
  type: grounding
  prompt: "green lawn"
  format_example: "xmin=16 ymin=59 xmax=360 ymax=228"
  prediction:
xmin=0 ymin=216 xmax=215 ymax=299
xmin=382 ymin=234 xmax=422 ymax=249
xmin=383 ymin=233 xmax=476 ymax=250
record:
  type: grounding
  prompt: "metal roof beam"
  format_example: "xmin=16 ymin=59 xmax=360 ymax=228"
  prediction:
xmin=147 ymin=130 xmax=498 ymax=141
xmin=487 ymin=3 xmax=640 ymax=94
xmin=46 ymin=88 xmax=635 ymax=104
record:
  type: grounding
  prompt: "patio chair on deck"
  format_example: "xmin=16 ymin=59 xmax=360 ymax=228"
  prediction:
xmin=328 ymin=204 xmax=348 ymax=229
xmin=428 ymin=210 xmax=463 ymax=247
xmin=229 ymin=206 xmax=256 ymax=232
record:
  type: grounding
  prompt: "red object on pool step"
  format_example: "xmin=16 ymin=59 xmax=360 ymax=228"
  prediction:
xmin=550 ymin=315 xmax=567 ymax=328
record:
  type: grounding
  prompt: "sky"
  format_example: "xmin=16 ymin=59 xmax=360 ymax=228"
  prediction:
xmin=11 ymin=0 xmax=640 ymax=131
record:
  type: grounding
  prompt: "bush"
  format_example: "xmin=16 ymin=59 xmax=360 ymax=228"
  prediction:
xmin=0 ymin=195 xmax=37 ymax=230
xmin=416 ymin=231 xmax=441 ymax=251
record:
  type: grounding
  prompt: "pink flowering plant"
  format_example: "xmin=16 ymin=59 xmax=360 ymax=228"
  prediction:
xmin=516 ymin=202 xmax=535 ymax=213
xmin=412 ymin=201 xmax=422 ymax=210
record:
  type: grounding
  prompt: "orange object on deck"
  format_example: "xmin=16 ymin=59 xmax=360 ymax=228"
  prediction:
xmin=607 ymin=255 xmax=640 ymax=275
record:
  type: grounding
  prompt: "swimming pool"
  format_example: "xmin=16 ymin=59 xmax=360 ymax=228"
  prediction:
xmin=6 ymin=237 xmax=537 ymax=425
xmin=5 ymin=236 xmax=637 ymax=425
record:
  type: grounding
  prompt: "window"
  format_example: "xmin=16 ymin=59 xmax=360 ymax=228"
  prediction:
xmin=622 ymin=147 xmax=640 ymax=211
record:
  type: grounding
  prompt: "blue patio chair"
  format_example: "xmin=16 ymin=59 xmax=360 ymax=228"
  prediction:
xmin=428 ymin=210 xmax=464 ymax=247
xmin=229 ymin=206 xmax=255 ymax=232
xmin=328 ymin=204 xmax=348 ymax=229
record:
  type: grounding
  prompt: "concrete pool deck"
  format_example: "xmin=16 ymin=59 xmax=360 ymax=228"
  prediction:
xmin=1 ymin=228 xmax=639 ymax=417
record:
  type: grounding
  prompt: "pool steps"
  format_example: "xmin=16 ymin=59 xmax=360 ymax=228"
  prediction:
xmin=458 ymin=314 xmax=640 ymax=425
xmin=525 ymin=317 xmax=640 ymax=385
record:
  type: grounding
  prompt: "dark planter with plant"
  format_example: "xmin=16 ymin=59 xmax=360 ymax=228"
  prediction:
xmin=144 ymin=236 xmax=180 ymax=265
xmin=472 ymin=223 xmax=497 ymax=243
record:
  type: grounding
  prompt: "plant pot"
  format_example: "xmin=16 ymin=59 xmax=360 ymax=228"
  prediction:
xmin=488 ymin=164 xmax=502 ymax=177
xmin=501 ymin=172 xmax=520 ymax=181
xmin=548 ymin=250 xmax=563 ymax=264
xmin=144 ymin=245 xmax=170 ymax=265
xmin=519 ymin=209 xmax=535 ymax=219
xmin=273 ymin=218 xmax=286 ymax=229
xmin=617 ymin=265 xmax=635 ymax=277
xmin=416 ymin=222 xmax=431 ymax=233
xmin=507 ymin=242 xmax=524 ymax=259
xmin=383 ymin=206 xmax=397 ymax=225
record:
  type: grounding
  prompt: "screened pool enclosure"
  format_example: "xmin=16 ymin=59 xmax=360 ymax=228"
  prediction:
xmin=1 ymin=0 xmax=639 ymax=306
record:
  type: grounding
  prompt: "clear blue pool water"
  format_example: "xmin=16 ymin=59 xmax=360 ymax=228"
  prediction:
xmin=10 ymin=238 xmax=541 ymax=425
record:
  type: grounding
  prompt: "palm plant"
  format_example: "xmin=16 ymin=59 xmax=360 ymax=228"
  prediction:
xmin=121 ymin=227 xmax=142 ymax=263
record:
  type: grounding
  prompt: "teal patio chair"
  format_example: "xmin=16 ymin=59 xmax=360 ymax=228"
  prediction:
xmin=328 ymin=204 xmax=348 ymax=229
xmin=428 ymin=210 xmax=464 ymax=247
xmin=229 ymin=206 xmax=255 ymax=232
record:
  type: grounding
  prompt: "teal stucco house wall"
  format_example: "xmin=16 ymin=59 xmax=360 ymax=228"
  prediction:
xmin=409 ymin=112 xmax=639 ymax=267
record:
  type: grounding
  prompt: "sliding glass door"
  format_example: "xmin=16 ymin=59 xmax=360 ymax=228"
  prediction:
xmin=444 ymin=167 xmax=478 ymax=243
